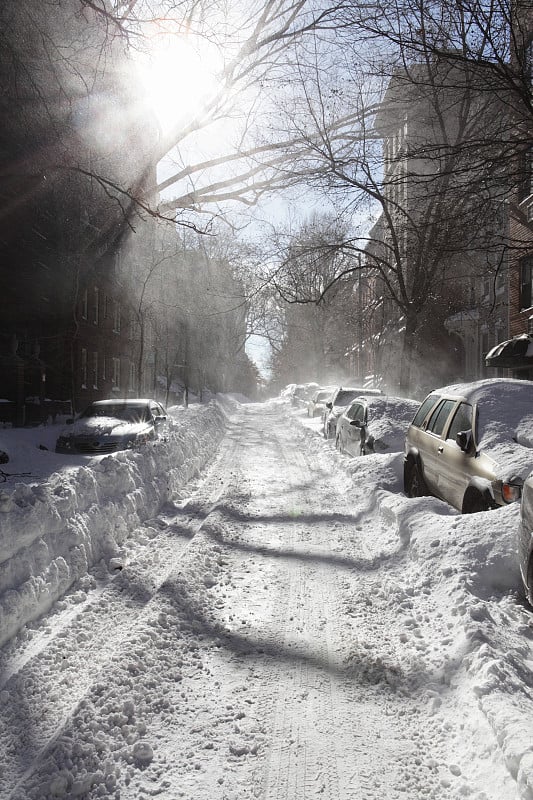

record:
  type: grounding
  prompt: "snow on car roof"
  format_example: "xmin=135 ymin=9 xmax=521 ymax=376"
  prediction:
xmin=428 ymin=378 xmax=533 ymax=478
xmin=428 ymin=379 xmax=532 ymax=437
xmin=91 ymin=398 xmax=155 ymax=406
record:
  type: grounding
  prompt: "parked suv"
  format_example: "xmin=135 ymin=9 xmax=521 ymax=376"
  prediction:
xmin=322 ymin=386 xmax=383 ymax=440
xmin=403 ymin=379 xmax=533 ymax=513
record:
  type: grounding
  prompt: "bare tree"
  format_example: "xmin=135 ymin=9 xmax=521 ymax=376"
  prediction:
xmin=258 ymin=0 xmax=530 ymax=394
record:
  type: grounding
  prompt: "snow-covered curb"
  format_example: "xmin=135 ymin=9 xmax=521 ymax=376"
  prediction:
xmin=0 ymin=399 xmax=232 ymax=649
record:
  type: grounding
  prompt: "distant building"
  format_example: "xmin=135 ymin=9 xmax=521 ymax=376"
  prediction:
xmin=363 ymin=59 xmax=509 ymax=395
xmin=505 ymin=3 xmax=533 ymax=377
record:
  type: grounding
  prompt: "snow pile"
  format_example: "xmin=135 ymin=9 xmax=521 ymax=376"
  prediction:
xmin=0 ymin=400 xmax=232 ymax=649
xmin=298 ymin=403 xmax=533 ymax=800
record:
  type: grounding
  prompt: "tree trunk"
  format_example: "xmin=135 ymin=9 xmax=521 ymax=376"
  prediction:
xmin=399 ymin=314 xmax=418 ymax=397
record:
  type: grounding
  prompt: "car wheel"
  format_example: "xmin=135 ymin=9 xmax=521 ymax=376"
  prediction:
xmin=462 ymin=488 xmax=492 ymax=514
xmin=407 ymin=462 xmax=428 ymax=497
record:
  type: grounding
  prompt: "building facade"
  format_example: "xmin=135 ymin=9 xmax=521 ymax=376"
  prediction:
xmin=362 ymin=59 xmax=510 ymax=396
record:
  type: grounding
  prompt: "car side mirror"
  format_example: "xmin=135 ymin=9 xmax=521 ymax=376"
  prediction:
xmin=326 ymin=402 xmax=333 ymax=410
xmin=456 ymin=429 xmax=473 ymax=453
xmin=350 ymin=419 xmax=363 ymax=428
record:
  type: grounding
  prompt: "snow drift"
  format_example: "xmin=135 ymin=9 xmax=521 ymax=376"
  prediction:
xmin=0 ymin=399 xmax=232 ymax=649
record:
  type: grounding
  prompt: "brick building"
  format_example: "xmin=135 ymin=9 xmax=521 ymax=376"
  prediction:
xmin=0 ymin=1 xmax=161 ymax=423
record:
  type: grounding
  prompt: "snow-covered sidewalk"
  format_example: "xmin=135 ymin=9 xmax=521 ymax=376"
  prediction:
xmin=0 ymin=398 xmax=532 ymax=799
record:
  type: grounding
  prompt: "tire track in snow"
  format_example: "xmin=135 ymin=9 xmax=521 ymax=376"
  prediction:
xmin=207 ymin=408 xmax=368 ymax=800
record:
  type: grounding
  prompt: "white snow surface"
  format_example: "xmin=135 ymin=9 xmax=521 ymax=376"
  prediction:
xmin=0 ymin=395 xmax=531 ymax=799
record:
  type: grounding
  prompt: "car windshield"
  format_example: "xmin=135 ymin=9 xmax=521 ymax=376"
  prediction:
xmin=81 ymin=404 xmax=149 ymax=422
xmin=334 ymin=390 xmax=360 ymax=406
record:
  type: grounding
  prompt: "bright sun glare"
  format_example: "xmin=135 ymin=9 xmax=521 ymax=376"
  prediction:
xmin=138 ymin=34 xmax=223 ymax=133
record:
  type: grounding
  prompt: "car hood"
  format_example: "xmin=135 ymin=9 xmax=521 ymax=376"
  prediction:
xmin=59 ymin=416 xmax=150 ymax=438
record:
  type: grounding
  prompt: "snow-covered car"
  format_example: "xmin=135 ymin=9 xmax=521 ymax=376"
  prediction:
xmin=322 ymin=386 xmax=383 ymax=440
xmin=291 ymin=382 xmax=319 ymax=408
xmin=403 ymin=378 xmax=533 ymax=513
xmin=55 ymin=399 xmax=168 ymax=455
xmin=336 ymin=395 xmax=420 ymax=456
xmin=307 ymin=387 xmax=335 ymax=418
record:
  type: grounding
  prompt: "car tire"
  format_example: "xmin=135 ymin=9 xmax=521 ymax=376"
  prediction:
xmin=462 ymin=488 xmax=492 ymax=514
xmin=406 ymin=462 xmax=428 ymax=497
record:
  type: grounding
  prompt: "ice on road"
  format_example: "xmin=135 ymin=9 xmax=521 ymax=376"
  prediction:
xmin=0 ymin=399 xmax=532 ymax=800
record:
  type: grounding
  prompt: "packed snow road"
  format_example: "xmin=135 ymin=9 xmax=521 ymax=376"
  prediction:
xmin=0 ymin=399 xmax=532 ymax=799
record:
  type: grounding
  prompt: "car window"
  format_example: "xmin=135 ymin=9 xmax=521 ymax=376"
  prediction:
xmin=446 ymin=402 xmax=473 ymax=442
xmin=411 ymin=395 xmax=440 ymax=428
xmin=426 ymin=399 xmax=456 ymax=436
xmin=335 ymin=390 xmax=359 ymax=406
xmin=346 ymin=402 xmax=363 ymax=421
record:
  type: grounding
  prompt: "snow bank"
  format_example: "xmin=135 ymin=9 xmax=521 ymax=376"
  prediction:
xmin=297 ymin=407 xmax=533 ymax=800
xmin=0 ymin=400 xmax=232 ymax=648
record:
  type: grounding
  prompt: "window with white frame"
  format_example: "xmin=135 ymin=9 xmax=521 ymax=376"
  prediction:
xmin=81 ymin=289 xmax=88 ymax=319
xmin=112 ymin=357 xmax=120 ymax=390
xmin=92 ymin=351 xmax=98 ymax=389
xmin=113 ymin=301 xmax=121 ymax=333
xmin=520 ymin=254 xmax=533 ymax=310
xmin=81 ymin=348 xmax=87 ymax=388
xmin=93 ymin=287 xmax=99 ymax=325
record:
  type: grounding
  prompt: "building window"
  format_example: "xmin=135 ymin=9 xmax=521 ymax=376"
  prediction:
xmin=113 ymin=301 xmax=121 ymax=333
xmin=81 ymin=289 xmax=88 ymax=320
xmin=112 ymin=357 xmax=120 ymax=390
xmin=92 ymin=351 xmax=98 ymax=389
xmin=520 ymin=255 xmax=533 ymax=310
xmin=93 ymin=288 xmax=99 ymax=325
xmin=81 ymin=348 xmax=87 ymax=388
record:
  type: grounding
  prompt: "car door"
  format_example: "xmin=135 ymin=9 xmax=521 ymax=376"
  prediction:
xmin=343 ymin=402 xmax=365 ymax=456
xmin=433 ymin=401 xmax=475 ymax=509
xmin=418 ymin=398 xmax=458 ymax=495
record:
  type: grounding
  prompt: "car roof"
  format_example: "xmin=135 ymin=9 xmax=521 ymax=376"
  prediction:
xmin=346 ymin=394 xmax=420 ymax=416
xmin=333 ymin=386 xmax=382 ymax=399
xmin=90 ymin=399 xmax=156 ymax=406
xmin=426 ymin=378 xmax=530 ymax=403
xmin=424 ymin=379 xmax=533 ymax=449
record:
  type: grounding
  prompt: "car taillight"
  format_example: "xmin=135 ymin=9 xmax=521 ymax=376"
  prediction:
xmin=502 ymin=483 xmax=521 ymax=503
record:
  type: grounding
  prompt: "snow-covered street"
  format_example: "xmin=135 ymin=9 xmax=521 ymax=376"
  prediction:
xmin=1 ymin=397 xmax=533 ymax=800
